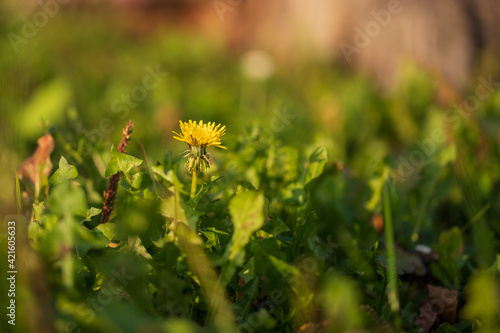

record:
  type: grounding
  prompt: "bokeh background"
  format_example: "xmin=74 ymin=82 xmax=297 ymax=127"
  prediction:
xmin=1 ymin=0 xmax=500 ymax=214
xmin=1 ymin=1 xmax=500 ymax=332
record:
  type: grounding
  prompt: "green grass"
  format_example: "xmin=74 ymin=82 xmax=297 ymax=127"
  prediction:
xmin=1 ymin=9 xmax=500 ymax=333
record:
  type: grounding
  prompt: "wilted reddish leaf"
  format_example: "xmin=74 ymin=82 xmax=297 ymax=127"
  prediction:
xmin=18 ymin=133 xmax=55 ymax=200
xmin=415 ymin=285 xmax=458 ymax=332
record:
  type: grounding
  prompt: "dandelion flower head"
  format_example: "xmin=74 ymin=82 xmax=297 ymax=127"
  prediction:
xmin=173 ymin=120 xmax=226 ymax=149
xmin=172 ymin=120 xmax=227 ymax=173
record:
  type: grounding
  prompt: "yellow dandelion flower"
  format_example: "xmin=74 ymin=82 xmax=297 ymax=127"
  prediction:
xmin=172 ymin=120 xmax=227 ymax=174
xmin=173 ymin=120 xmax=227 ymax=198
xmin=173 ymin=120 xmax=227 ymax=150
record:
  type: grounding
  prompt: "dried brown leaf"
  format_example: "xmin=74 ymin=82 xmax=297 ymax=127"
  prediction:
xmin=415 ymin=301 xmax=439 ymax=333
xmin=415 ymin=285 xmax=458 ymax=332
xmin=18 ymin=133 xmax=55 ymax=201
xmin=426 ymin=285 xmax=458 ymax=324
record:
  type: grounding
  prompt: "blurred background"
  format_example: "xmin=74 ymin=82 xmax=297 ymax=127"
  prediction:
xmin=2 ymin=0 xmax=500 ymax=215
xmin=1 ymin=1 xmax=500 ymax=332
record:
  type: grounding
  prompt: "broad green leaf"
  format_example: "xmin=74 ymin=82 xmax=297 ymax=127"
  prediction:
xmin=431 ymin=258 xmax=460 ymax=289
xmin=77 ymin=207 xmax=102 ymax=223
xmin=220 ymin=191 xmax=264 ymax=284
xmin=75 ymin=225 xmax=109 ymax=256
xmin=151 ymin=164 xmax=171 ymax=183
xmin=235 ymin=181 xmax=257 ymax=193
xmin=436 ymin=227 xmax=464 ymax=259
xmin=129 ymin=171 xmax=148 ymax=189
xmin=250 ymin=236 xmax=287 ymax=265
xmin=119 ymin=172 xmax=156 ymax=199
xmin=97 ymin=223 xmax=120 ymax=242
xmin=292 ymin=211 xmax=318 ymax=258
xmin=16 ymin=79 xmax=71 ymax=139
xmin=260 ymin=216 xmax=289 ymax=236
xmin=128 ymin=236 xmax=153 ymax=260
xmin=304 ymin=146 xmax=327 ymax=184
xmin=255 ymin=254 xmax=313 ymax=324
xmin=49 ymin=156 xmax=78 ymax=185
xmin=239 ymin=257 xmax=256 ymax=283
xmin=461 ymin=271 xmax=500 ymax=330
xmin=225 ymin=191 xmax=264 ymax=264
xmin=105 ymin=144 xmax=143 ymax=177
xmin=234 ymin=277 xmax=260 ymax=320
xmin=45 ymin=181 xmax=87 ymax=217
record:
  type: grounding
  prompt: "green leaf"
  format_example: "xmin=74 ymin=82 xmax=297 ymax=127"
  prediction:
xmin=236 ymin=181 xmax=257 ymax=193
xmin=436 ymin=226 xmax=464 ymax=259
xmin=45 ymin=181 xmax=87 ymax=217
xmin=75 ymin=225 xmax=109 ymax=256
xmin=435 ymin=322 xmax=461 ymax=333
xmin=261 ymin=216 xmax=289 ymax=237
xmin=304 ymin=146 xmax=327 ymax=184
xmin=219 ymin=191 xmax=264 ymax=285
xmin=97 ymin=223 xmax=121 ymax=242
xmin=225 ymin=191 xmax=265 ymax=264
xmin=255 ymin=254 xmax=313 ymax=323
xmin=151 ymin=164 xmax=171 ymax=183
xmin=119 ymin=172 xmax=156 ymax=199
xmin=16 ymin=79 xmax=72 ymax=140
xmin=239 ymin=257 xmax=256 ymax=283
xmin=461 ymin=271 xmax=500 ymax=327
xmin=292 ymin=211 xmax=318 ymax=258
xmin=199 ymin=227 xmax=229 ymax=250
xmin=234 ymin=277 xmax=260 ymax=320
xmin=49 ymin=156 xmax=78 ymax=185
xmin=77 ymin=207 xmax=102 ymax=223
xmin=430 ymin=258 xmax=460 ymax=289
xmin=105 ymin=144 xmax=143 ymax=177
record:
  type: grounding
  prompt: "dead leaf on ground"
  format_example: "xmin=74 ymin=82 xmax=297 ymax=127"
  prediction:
xmin=414 ymin=285 xmax=458 ymax=332
xmin=18 ymin=133 xmax=54 ymax=202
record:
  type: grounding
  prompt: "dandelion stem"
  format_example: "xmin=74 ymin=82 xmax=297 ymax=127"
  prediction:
xmin=190 ymin=168 xmax=198 ymax=199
